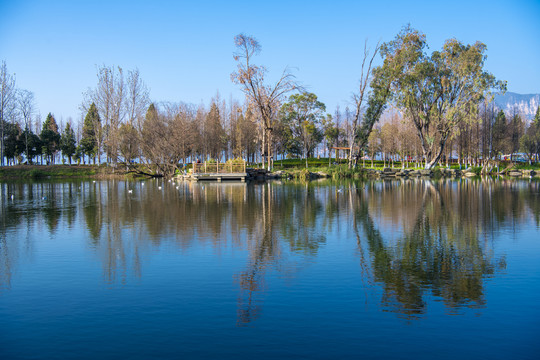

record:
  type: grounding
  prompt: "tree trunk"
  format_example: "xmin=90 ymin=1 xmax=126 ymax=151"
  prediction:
xmin=424 ymin=139 xmax=447 ymax=170
xmin=267 ymin=128 xmax=272 ymax=171
xmin=261 ymin=128 xmax=266 ymax=170
xmin=329 ymin=148 xmax=331 ymax=167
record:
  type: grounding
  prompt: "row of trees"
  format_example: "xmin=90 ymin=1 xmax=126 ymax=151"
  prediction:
xmin=2 ymin=28 xmax=539 ymax=173
xmin=364 ymin=104 xmax=540 ymax=169
xmin=1 ymin=111 xmax=77 ymax=166
xmin=6 ymin=88 xmax=535 ymax=172
xmin=1 ymin=61 xmax=77 ymax=165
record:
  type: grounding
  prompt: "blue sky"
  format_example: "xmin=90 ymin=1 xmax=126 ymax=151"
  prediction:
xmin=1 ymin=0 xmax=539 ymax=124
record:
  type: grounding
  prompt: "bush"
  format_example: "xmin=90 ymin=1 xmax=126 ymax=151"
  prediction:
xmin=30 ymin=169 xmax=45 ymax=179
xmin=226 ymin=157 xmax=245 ymax=164
xmin=298 ymin=168 xmax=310 ymax=181
xmin=328 ymin=165 xmax=366 ymax=179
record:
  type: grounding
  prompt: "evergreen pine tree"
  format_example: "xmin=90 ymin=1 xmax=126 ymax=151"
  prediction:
xmin=60 ymin=122 xmax=77 ymax=164
xmin=81 ymin=103 xmax=100 ymax=164
xmin=40 ymin=113 xmax=61 ymax=164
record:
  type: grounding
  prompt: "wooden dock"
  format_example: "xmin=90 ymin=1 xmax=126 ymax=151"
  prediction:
xmin=189 ymin=161 xmax=248 ymax=182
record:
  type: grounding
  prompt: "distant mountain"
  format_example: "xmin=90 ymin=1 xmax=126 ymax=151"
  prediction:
xmin=493 ymin=92 xmax=539 ymax=121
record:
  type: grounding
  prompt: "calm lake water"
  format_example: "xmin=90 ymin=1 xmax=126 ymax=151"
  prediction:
xmin=1 ymin=178 xmax=539 ymax=359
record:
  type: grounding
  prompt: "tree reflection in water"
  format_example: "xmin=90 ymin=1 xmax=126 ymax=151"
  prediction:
xmin=235 ymin=181 xmax=328 ymax=326
xmin=1 ymin=178 xmax=538 ymax=322
xmin=354 ymin=179 xmax=510 ymax=319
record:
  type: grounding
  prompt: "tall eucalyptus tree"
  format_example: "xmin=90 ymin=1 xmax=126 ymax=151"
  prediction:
xmin=378 ymin=26 xmax=506 ymax=169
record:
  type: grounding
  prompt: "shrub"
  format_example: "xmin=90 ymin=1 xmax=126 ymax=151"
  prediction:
xmin=30 ymin=169 xmax=45 ymax=179
xmin=298 ymin=168 xmax=310 ymax=181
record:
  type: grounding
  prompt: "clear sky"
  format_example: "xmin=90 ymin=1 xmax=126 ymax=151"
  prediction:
xmin=1 ymin=0 xmax=539 ymax=124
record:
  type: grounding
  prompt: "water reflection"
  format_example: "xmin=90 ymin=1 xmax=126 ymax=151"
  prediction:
xmin=1 ymin=178 xmax=539 ymax=321
xmin=355 ymin=179 xmax=510 ymax=319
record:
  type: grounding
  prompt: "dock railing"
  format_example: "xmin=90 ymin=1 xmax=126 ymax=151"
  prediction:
xmin=192 ymin=161 xmax=247 ymax=174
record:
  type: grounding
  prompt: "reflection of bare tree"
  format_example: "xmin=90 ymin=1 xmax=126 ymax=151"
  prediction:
xmin=235 ymin=182 xmax=328 ymax=326
xmin=354 ymin=179 xmax=507 ymax=319
xmin=84 ymin=180 xmax=146 ymax=284
xmin=235 ymin=183 xmax=277 ymax=326
xmin=88 ymin=180 xmax=328 ymax=325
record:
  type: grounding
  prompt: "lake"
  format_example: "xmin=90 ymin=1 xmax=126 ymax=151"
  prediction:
xmin=1 ymin=177 xmax=539 ymax=359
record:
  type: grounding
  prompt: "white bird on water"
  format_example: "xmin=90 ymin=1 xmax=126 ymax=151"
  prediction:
xmin=11 ymin=194 xmax=14 ymax=200
xmin=158 ymin=186 xmax=162 ymax=190
xmin=128 ymin=189 xmax=133 ymax=194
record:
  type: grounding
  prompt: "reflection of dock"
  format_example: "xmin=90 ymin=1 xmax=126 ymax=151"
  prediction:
xmin=191 ymin=172 xmax=248 ymax=182
xmin=189 ymin=161 xmax=248 ymax=182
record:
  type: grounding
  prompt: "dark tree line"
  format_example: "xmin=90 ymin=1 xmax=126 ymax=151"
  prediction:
xmin=1 ymin=111 xmax=77 ymax=165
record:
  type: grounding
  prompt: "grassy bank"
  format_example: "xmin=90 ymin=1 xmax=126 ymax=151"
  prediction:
xmin=270 ymin=158 xmax=540 ymax=179
xmin=3 ymin=159 xmax=538 ymax=180
xmin=0 ymin=165 xmax=115 ymax=179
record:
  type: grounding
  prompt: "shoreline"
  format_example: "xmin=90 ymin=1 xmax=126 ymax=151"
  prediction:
xmin=0 ymin=164 xmax=129 ymax=180
xmin=2 ymin=164 xmax=539 ymax=181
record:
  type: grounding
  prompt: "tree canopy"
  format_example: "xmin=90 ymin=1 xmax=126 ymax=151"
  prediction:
xmin=377 ymin=26 xmax=506 ymax=169
xmin=60 ymin=122 xmax=77 ymax=164
xmin=280 ymin=92 xmax=326 ymax=166
xmin=81 ymin=103 xmax=100 ymax=163
xmin=40 ymin=113 xmax=61 ymax=164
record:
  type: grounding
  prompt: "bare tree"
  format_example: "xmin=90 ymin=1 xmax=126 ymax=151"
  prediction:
xmin=1 ymin=61 xmax=17 ymax=166
xmin=231 ymin=34 xmax=298 ymax=170
xmin=348 ymin=40 xmax=381 ymax=168
xmin=171 ymin=102 xmax=198 ymax=165
xmin=126 ymin=68 xmax=150 ymax=130
xmin=343 ymin=107 xmax=353 ymax=148
xmin=84 ymin=65 xmax=126 ymax=165
xmin=115 ymin=69 xmax=149 ymax=166
xmin=139 ymin=103 xmax=189 ymax=177
xmin=118 ymin=122 xmax=139 ymax=166
xmin=380 ymin=119 xmax=398 ymax=167
xmin=17 ymin=89 xmax=35 ymax=162
xmin=366 ymin=126 xmax=381 ymax=168
xmin=235 ymin=104 xmax=259 ymax=162
xmin=34 ymin=114 xmax=41 ymax=136
xmin=141 ymin=103 xmax=166 ymax=174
